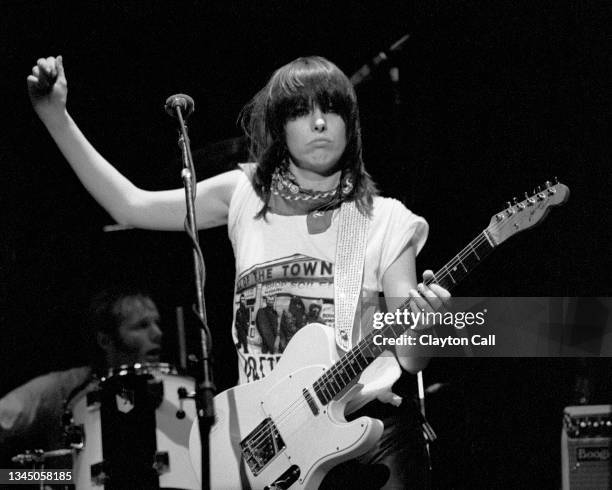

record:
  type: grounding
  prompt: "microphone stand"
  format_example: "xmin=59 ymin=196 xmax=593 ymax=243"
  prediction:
xmin=349 ymin=33 xmax=410 ymax=86
xmin=168 ymin=95 xmax=215 ymax=490
xmin=387 ymin=61 xmax=414 ymax=206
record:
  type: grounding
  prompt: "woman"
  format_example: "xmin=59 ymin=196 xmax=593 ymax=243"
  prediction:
xmin=28 ymin=55 xmax=450 ymax=487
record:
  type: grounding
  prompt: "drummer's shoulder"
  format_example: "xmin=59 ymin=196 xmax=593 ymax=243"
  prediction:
xmin=0 ymin=366 xmax=92 ymax=438
xmin=2 ymin=366 xmax=92 ymax=401
xmin=55 ymin=366 xmax=93 ymax=387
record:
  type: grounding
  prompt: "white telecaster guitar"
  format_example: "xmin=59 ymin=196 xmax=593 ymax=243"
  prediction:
xmin=190 ymin=181 xmax=569 ymax=489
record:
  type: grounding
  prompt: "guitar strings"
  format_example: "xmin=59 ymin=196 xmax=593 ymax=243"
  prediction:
xmin=244 ymin=230 xmax=495 ymax=454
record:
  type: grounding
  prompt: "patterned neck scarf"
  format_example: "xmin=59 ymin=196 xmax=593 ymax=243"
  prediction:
xmin=268 ymin=164 xmax=354 ymax=234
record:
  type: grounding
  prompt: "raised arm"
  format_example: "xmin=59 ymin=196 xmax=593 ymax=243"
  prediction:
xmin=27 ymin=56 xmax=239 ymax=231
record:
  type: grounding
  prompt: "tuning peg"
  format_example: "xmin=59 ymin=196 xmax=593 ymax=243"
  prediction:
xmin=545 ymin=180 xmax=552 ymax=188
xmin=505 ymin=201 xmax=515 ymax=216
xmin=525 ymin=192 xmax=535 ymax=205
xmin=513 ymin=196 xmax=524 ymax=210
xmin=554 ymin=176 xmax=559 ymax=184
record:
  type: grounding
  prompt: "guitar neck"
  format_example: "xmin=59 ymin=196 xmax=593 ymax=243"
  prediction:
xmin=313 ymin=230 xmax=496 ymax=405
xmin=425 ymin=230 xmax=496 ymax=291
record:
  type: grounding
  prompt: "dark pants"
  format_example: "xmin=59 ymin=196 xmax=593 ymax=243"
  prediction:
xmin=236 ymin=327 xmax=249 ymax=353
xmin=320 ymin=399 xmax=430 ymax=489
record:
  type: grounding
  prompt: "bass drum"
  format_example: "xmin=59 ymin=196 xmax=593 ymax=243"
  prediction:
xmin=67 ymin=363 xmax=199 ymax=489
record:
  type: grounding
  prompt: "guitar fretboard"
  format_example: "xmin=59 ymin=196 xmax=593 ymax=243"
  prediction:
xmin=313 ymin=231 xmax=495 ymax=405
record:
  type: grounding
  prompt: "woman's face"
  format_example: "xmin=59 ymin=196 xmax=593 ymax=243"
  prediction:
xmin=284 ymin=104 xmax=346 ymax=176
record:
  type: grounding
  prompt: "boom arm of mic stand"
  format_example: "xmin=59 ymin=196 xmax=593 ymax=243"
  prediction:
xmin=173 ymin=104 xmax=215 ymax=490
xmin=349 ymin=33 xmax=411 ymax=86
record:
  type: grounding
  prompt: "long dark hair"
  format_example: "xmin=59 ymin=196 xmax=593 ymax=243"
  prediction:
xmin=239 ymin=56 xmax=378 ymax=217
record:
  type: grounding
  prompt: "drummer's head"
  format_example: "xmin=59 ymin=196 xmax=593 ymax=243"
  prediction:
xmin=88 ymin=287 xmax=163 ymax=369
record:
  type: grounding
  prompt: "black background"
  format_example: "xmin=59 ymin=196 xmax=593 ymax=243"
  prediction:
xmin=1 ymin=0 xmax=610 ymax=487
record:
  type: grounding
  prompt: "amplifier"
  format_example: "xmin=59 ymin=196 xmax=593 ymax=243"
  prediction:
xmin=562 ymin=405 xmax=612 ymax=490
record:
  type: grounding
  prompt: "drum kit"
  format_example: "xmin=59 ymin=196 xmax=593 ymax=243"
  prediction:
xmin=12 ymin=363 xmax=200 ymax=489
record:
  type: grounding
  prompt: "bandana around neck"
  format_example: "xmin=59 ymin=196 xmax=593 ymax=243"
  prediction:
xmin=268 ymin=164 xmax=354 ymax=234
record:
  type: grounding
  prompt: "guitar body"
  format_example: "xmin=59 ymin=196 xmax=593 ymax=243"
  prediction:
xmin=190 ymin=323 xmax=384 ymax=489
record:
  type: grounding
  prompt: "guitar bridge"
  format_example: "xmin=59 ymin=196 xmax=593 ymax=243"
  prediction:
xmin=241 ymin=417 xmax=286 ymax=476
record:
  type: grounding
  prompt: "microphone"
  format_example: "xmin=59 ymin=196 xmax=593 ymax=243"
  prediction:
xmin=165 ymin=93 xmax=195 ymax=119
xmin=349 ymin=33 xmax=411 ymax=86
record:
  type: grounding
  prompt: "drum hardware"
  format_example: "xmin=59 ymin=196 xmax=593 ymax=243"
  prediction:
xmin=177 ymin=386 xmax=196 ymax=419
xmin=90 ymin=460 xmax=110 ymax=486
xmin=86 ymin=389 xmax=101 ymax=407
xmin=65 ymin=423 xmax=85 ymax=449
xmin=65 ymin=362 xmax=200 ymax=489
xmin=11 ymin=449 xmax=74 ymax=490
xmin=153 ymin=451 xmax=170 ymax=475
xmin=12 ymin=448 xmax=71 ymax=465
xmin=63 ymin=408 xmax=85 ymax=449
xmin=147 ymin=377 xmax=164 ymax=408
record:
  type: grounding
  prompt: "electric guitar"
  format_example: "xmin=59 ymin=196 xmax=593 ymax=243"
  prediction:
xmin=191 ymin=181 xmax=570 ymax=489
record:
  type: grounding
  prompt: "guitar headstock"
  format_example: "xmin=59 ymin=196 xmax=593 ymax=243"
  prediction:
xmin=486 ymin=179 xmax=570 ymax=246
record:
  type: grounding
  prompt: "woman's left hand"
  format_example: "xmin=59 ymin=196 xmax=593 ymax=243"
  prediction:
xmin=407 ymin=269 xmax=452 ymax=323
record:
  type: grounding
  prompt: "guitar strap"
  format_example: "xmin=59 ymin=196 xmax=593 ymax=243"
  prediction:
xmin=334 ymin=200 xmax=369 ymax=352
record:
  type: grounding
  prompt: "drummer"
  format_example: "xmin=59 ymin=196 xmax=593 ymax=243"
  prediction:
xmin=0 ymin=287 xmax=162 ymax=460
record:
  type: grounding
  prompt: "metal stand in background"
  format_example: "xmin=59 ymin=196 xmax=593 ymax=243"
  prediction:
xmin=350 ymin=33 xmax=416 ymax=206
xmin=165 ymin=93 xmax=215 ymax=490
xmin=417 ymin=371 xmax=436 ymax=473
xmin=349 ymin=33 xmax=410 ymax=86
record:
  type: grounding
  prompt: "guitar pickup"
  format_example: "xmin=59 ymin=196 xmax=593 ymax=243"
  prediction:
xmin=302 ymin=388 xmax=319 ymax=415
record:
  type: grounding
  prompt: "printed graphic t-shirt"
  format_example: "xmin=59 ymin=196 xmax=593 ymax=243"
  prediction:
xmin=228 ymin=165 xmax=428 ymax=384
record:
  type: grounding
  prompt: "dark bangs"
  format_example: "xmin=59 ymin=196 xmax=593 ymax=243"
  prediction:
xmin=268 ymin=63 xmax=356 ymax=133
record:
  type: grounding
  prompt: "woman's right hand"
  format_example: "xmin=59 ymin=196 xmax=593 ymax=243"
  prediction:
xmin=27 ymin=56 xmax=67 ymax=122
